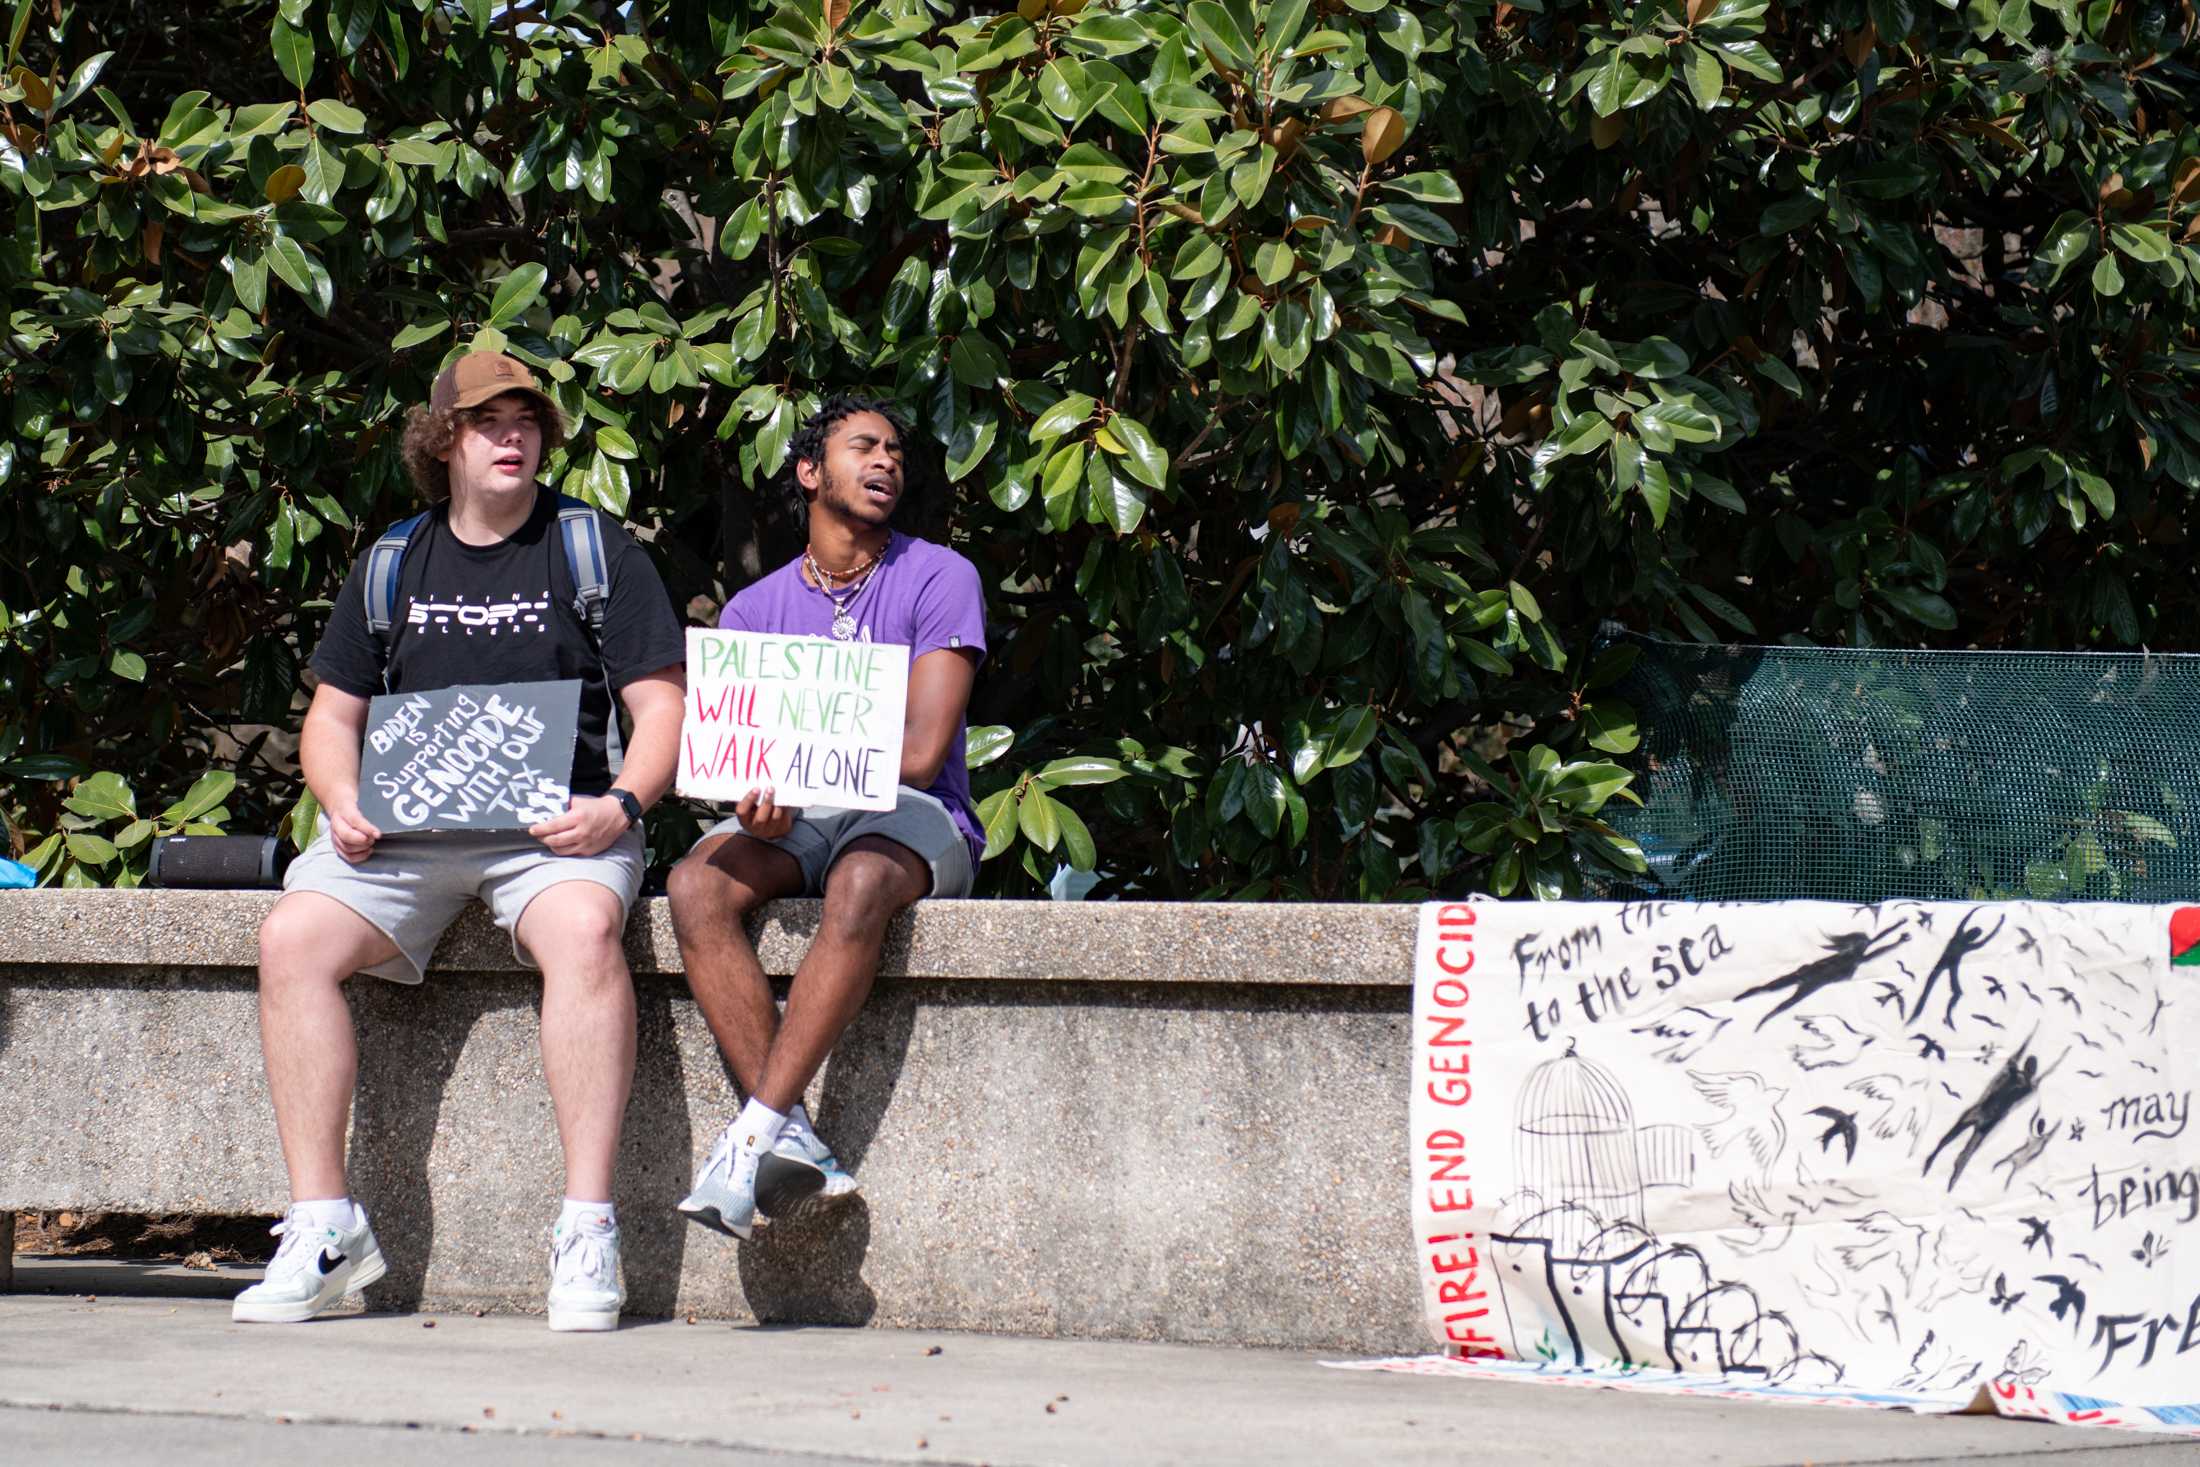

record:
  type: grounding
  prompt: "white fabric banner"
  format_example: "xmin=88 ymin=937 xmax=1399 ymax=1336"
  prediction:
xmin=1396 ymin=900 xmax=2200 ymax=1433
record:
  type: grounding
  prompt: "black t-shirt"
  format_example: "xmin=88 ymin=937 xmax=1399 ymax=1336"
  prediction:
xmin=312 ymin=490 xmax=685 ymax=796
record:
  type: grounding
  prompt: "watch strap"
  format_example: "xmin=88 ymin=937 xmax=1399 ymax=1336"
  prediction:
xmin=609 ymin=789 xmax=644 ymax=829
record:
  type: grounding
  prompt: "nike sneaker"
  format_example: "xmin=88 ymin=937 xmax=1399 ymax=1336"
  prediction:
xmin=231 ymin=1206 xmax=386 ymax=1324
xmin=677 ymin=1120 xmax=764 ymax=1241
xmin=756 ymin=1129 xmax=859 ymax=1221
xmin=546 ymin=1211 xmax=624 ymax=1332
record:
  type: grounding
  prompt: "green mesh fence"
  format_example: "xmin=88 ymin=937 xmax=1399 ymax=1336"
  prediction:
xmin=1596 ymin=633 xmax=2200 ymax=904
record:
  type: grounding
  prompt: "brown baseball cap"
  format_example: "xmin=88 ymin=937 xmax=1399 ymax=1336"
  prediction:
xmin=429 ymin=351 xmax=558 ymax=418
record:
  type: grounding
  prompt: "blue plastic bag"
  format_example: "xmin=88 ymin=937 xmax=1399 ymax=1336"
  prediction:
xmin=0 ymin=858 xmax=35 ymax=889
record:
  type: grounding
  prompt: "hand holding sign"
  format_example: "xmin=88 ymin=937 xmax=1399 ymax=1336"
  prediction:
xmin=733 ymin=786 xmax=796 ymax=841
xmin=679 ymin=630 xmax=909 ymax=811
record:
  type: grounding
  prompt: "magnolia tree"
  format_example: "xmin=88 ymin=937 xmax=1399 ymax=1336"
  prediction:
xmin=2 ymin=0 xmax=2196 ymax=896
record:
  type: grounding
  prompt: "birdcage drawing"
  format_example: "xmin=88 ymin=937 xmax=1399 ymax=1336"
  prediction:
xmin=1511 ymin=1040 xmax=1648 ymax=1256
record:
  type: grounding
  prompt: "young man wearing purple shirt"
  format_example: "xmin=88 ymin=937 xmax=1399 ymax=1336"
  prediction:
xmin=668 ymin=395 xmax=986 ymax=1238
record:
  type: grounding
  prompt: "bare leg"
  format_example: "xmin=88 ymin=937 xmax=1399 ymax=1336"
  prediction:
xmin=518 ymin=882 xmax=637 ymax=1202
xmin=256 ymin=892 xmax=402 ymax=1200
xmin=667 ymin=833 xmax=803 ymax=1092
xmin=751 ymin=837 xmax=930 ymax=1112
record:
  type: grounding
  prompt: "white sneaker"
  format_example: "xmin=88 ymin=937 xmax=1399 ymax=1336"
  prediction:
xmin=546 ymin=1213 xmax=624 ymax=1332
xmin=758 ymin=1128 xmax=860 ymax=1220
xmin=231 ymin=1206 xmax=386 ymax=1324
xmin=677 ymin=1121 xmax=763 ymax=1240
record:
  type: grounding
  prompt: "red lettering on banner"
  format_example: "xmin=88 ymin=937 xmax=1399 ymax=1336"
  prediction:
xmin=1445 ymin=1323 xmax=1501 ymax=1355
xmin=1426 ymin=1014 xmax=1470 ymax=1047
xmin=1433 ymin=904 xmax=1475 ymax=979
xmin=1437 ymin=1275 xmax=1485 ymax=1305
xmin=1421 ymin=905 xmax=1501 ymax=1357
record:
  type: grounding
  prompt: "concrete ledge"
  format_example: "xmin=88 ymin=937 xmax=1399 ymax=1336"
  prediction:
xmin=1 ymin=891 xmax=1420 ymax=1352
xmin=2 ymin=889 xmax=1414 ymax=985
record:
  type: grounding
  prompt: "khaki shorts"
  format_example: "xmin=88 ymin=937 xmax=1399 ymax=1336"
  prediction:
xmin=282 ymin=816 xmax=645 ymax=984
xmin=701 ymin=785 xmax=974 ymax=898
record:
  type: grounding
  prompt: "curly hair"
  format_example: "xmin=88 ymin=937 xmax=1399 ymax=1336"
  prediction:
xmin=783 ymin=393 xmax=912 ymax=519
xmin=398 ymin=394 xmax=568 ymax=501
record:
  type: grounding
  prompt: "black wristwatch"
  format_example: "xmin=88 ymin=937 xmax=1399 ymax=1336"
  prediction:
xmin=608 ymin=789 xmax=644 ymax=829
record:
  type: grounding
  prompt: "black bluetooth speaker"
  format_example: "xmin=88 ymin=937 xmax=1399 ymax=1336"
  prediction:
xmin=147 ymin=833 xmax=289 ymax=889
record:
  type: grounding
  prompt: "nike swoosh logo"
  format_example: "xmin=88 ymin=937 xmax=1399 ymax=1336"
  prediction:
xmin=317 ymin=1248 xmax=347 ymax=1275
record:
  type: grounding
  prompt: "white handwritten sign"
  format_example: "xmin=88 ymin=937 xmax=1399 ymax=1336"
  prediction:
xmin=678 ymin=629 xmax=908 ymax=811
xmin=358 ymin=680 xmax=580 ymax=832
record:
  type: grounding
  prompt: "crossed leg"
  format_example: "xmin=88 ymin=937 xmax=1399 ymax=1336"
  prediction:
xmin=668 ymin=833 xmax=931 ymax=1110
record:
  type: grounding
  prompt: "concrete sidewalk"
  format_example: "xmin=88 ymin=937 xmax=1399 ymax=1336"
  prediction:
xmin=1 ymin=1284 xmax=2190 ymax=1466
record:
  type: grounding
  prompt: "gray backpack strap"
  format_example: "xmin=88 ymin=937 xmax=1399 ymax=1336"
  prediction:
xmin=552 ymin=495 xmax=622 ymax=776
xmin=364 ymin=511 xmax=430 ymax=693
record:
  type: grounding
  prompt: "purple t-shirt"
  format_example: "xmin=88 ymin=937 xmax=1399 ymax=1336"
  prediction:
xmin=718 ymin=533 xmax=988 ymax=858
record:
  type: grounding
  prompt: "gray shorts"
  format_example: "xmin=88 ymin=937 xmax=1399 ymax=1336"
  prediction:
xmin=702 ymin=785 xmax=974 ymax=898
xmin=282 ymin=816 xmax=646 ymax=984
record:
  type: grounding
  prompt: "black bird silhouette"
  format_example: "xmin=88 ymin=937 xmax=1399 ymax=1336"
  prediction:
xmin=1735 ymin=923 xmax=1911 ymax=1030
xmin=2020 ymin=981 xmax=2041 ymax=1003
xmin=2149 ymin=995 xmax=2168 ymax=1036
xmin=2014 ymin=926 xmax=2041 ymax=960
xmin=1909 ymin=908 xmax=2004 ymax=1029
xmin=2020 ymin=1216 xmax=2054 ymax=1255
xmin=2035 ymin=1273 xmax=2087 ymax=1334
xmin=1913 ymin=1033 xmax=1948 ymax=1062
xmin=1983 ymin=975 xmax=2006 ymax=1000
xmin=1808 ymin=1105 xmax=1861 ymax=1164
xmin=2050 ymin=986 xmax=2082 ymax=1015
xmin=1871 ymin=1284 xmax=1900 ymax=1338
xmin=1975 ymin=1013 xmax=2005 ymax=1030
xmin=1873 ymin=981 xmax=1908 ymax=1009
xmin=1989 ymin=1273 xmax=2026 ymax=1313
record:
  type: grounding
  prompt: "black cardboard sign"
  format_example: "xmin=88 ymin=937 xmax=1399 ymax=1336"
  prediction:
xmin=358 ymin=680 xmax=581 ymax=833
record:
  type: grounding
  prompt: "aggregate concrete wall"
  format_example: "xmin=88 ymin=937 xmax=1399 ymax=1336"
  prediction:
xmin=0 ymin=892 xmax=1422 ymax=1352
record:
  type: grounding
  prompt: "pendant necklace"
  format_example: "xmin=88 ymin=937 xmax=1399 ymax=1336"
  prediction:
xmin=807 ymin=547 xmax=882 ymax=642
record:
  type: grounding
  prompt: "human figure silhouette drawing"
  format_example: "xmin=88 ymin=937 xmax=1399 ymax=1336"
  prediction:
xmin=1907 ymin=906 xmax=2005 ymax=1030
xmin=1923 ymin=1038 xmax=2055 ymax=1190
xmin=1735 ymin=923 xmax=1911 ymax=1031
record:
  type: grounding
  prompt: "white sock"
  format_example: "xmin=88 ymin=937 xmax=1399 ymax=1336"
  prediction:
xmin=296 ymin=1197 xmax=361 ymax=1233
xmin=781 ymin=1103 xmax=822 ymax=1155
xmin=734 ymin=1097 xmax=787 ymax=1155
xmin=558 ymin=1199 xmax=616 ymax=1234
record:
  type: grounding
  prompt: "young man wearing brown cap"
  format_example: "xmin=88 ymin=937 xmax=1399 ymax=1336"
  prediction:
xmin=234 ymin=352 xmax=686 ymax=1330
